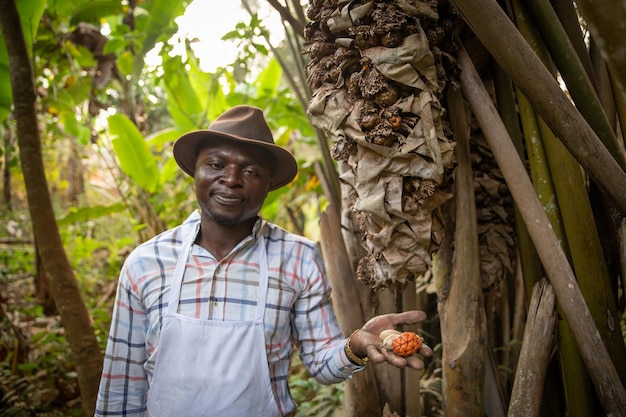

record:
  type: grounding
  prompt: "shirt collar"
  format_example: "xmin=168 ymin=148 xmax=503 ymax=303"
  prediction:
xmin=183 ymin=209 xmax=266 ymax=248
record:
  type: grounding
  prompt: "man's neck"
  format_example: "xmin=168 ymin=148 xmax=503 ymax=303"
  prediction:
xmin=195 ymin=216 xmax=257 ymax=261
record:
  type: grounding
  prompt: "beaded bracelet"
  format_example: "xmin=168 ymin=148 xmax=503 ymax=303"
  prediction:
xmin=345 ymin=329 xmax=370 ymax=366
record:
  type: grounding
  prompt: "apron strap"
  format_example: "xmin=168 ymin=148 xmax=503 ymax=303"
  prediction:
xmin=254 ymin=234 xmax=269 ymax=323
xmin=167 ymin=221 xmax=199 ymax=314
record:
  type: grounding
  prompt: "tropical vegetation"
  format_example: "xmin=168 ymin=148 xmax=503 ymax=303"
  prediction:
xmin=1 ymin=0 xmax=625 ymax=416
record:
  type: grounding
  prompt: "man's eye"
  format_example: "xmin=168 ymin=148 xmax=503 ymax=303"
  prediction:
xmin=243 ymin=168 xmax=258 ymax=176
xmin=208 ymin=162 xmax=223 ymax=169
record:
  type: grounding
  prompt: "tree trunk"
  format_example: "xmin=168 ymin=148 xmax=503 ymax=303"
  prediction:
xmin=2 ymin=123 xmax=13 ymax=210
xmin=0 ymin=1 xmax=103 ymax=415
xmin=320 ymin=205 xmax=382 ymax=416
xmin=35 ymin=243 xmax=57 ymax=316
xmin=437 ymin=85 xmax=487 ymax=417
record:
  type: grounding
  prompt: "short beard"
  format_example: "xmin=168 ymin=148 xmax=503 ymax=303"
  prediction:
xmin=202 ymin=207 xmax=241 ymax=226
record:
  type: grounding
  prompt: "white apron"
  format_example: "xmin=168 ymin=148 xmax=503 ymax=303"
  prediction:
xmin=146 ymin=224 xmax=281 ymax=417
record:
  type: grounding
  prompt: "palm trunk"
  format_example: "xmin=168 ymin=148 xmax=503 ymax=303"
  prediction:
xmin=437 ymin=85 xmax=486 ymax=417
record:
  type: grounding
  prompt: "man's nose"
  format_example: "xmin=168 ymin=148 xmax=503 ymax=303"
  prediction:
xmin=220 ymin=166 xmax=243 ymax=186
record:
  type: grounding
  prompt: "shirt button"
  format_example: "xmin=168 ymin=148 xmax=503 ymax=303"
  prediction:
xmin=213 ymin=301 xmax=218 ymax=307
xmin=215 ymin=266 xmax=220 ymax=273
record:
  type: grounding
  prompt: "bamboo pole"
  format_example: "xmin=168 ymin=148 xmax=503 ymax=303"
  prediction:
xmin=574 ymin=0 xmax=626 ymax=93
xmin=510 ymin=6 xmax=596 ymax=412
xmin=513 ymin=0 xmax=626 ymax=384
xmin=450 ymin=0 xmax=626 ymax=215
xmin=611 ymin=74 xmax=626 ymax=150
xmin=516 ymin=87 xmax=595 ymax=417
xmin=551 ymin=0 xmax=598 ymax=92
xmin=523 ymin=0 xmax=626 ymax=171
xmin=457 ymin=44 xmax=626 ymax=416
xmin=589 ymin=40 xmax=618 ymax=130
xmin=507 ymin=278 xmax=557 ymax=417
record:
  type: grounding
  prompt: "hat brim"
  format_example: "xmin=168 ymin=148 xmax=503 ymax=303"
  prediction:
xmin=173 ymin=130 xmax=298 ymax=191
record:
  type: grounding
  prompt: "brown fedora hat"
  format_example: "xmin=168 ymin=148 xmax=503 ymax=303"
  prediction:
xmin=173 ymin=105 xmax=298 ymax=191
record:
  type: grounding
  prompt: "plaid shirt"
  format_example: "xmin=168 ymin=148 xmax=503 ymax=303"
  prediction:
xmin=95 ymin=211 xmax=361 ymax=416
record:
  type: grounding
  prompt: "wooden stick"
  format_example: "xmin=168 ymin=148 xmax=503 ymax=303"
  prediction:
xmin=508 ymin=278 xmax=556 ymax=417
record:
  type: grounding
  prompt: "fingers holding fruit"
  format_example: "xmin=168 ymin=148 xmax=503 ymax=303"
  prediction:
xmin=355 ymin=311 xmax=432 ymax=369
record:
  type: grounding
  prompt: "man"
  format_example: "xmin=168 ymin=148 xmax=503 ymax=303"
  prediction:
xmin=95 ymin=105 xmax=432 ymax=417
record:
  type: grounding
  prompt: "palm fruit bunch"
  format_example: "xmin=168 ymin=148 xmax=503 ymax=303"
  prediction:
xmin=304 ymin=0 xmax=461 ymax=289
xmin=380 ymin=329 xmax=423 ymax=357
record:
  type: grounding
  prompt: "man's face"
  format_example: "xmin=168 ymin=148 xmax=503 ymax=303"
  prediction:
xmin=194 ymin=139 xmax=274 ymax=226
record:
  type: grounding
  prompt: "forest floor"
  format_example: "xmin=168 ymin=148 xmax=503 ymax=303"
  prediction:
xmin=1 ymin=272 xmax=84 ymax=417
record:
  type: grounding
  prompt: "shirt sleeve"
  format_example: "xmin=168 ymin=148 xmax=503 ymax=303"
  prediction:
xmin=293 ymin=246 xmax=364 ymax=384
xmin=95 ymin=257 xmax=149 ymax=417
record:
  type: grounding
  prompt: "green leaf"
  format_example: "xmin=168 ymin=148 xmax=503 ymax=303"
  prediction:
xmin=69 ymin=1 xmax=123 ymax=26
xmin=254 ymin=57 xmax=282 ymax=96
xmin=253 ymin=43 xmax=269 ymax=55
xmin=108 ymin=114 xmax=160 ymax=193
xmin=57 ymin=203 xmax=126 ymax=225
xmin=0 ymin=64 xmax=10 ymax=123
xmin=117 ymin=50 xmax=134 ymax=77
xmin=146 ymin=127 xmax=184 ymax=149
xmin=133 ymin=0 xmax=186 ymax=77
xmin=160 ymin=155 xmax=181 ymax=185
xmin=221 ymin=30 xmax=240 ymax=41
xmin=162 ymin=59 xmax=203 ymax=125
xmin=102 ymin=37 xmax=126 ymax=56
xmin=61 ymin=112 xmax=91 ymax=145
xmin=64 ymin=41 xmax=98 ymax=68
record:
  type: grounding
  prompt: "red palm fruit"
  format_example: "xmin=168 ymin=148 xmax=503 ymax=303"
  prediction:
xmin=391 ymin=331 xmax=423 ymax=357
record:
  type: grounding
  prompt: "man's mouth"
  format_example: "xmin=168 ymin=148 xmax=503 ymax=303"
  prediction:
xmin=213 ymin=193 xmax=242 ymax=205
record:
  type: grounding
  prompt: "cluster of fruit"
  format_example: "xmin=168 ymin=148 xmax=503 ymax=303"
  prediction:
xmin=380 ymin=329 xmax=423 ymax=357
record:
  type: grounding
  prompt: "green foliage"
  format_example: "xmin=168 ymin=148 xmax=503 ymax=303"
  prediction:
xmin=288 ymin=354 xmax=345 ymax=417
xmin=67 ymin=1 xmax=124 ymax=26
xmin=0 ymin=249 xmax=33 ymax=282
xmin=0 ymin=324 xmax=81 ymax=416
xmin=161 ymin=52 xmax=214 ymax=130
xmin=222 ymin=13 xmax=272 ymax=82
xmin=57 ymin=203 xmax=126 ymax=226
xmin=60 ymin=112 xmax=92 ymax=145
xmin=256 ymin=58 xmax=283 ymax=96
xmin=108 ymin=114 xmax=161 ymax=193
xmin=132 ymin=0 xmax=188 ymax=76
xmin=0 ymin=0 xmax=47 ymax=124
xmin=0 ymin=1 xmax=333 ymax=415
